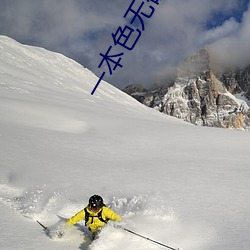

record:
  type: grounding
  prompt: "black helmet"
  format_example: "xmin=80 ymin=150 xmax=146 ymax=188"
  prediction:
xmin=89 ymin=195 xmax=104 ymax=210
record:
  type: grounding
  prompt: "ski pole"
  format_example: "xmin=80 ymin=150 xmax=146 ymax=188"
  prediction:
xmin=122 ymin=227 xmax=180 ymax=250
xmin=37 ymin=220 xmax=48 ymax=231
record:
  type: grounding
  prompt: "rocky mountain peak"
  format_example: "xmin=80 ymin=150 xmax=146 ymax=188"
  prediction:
xmin=177 ymin=49 xmax=210 ymax=78
xmin=123 ymin=49 xmax=250 ymax=130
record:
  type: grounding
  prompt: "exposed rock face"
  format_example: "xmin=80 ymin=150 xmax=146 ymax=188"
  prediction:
xmin=123 ymin=84 xmax=147 ymax=95
xmin=217 ymin=66 xmax=250 ymax=99
xmin=124 ymin=49 xmax=250 ymax=130
xmin=123 ymin=84 xmax=147 ymax=103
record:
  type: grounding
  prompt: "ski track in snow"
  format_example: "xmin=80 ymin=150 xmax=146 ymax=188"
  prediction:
xmin=0 ymin=180 xmax=212 ymax=250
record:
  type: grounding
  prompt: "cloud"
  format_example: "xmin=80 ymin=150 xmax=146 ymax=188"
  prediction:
xmin=200 ymin=18 xmax=240 ymax=45
xmin=0 ymin=0 xmax=249 ymax=89
xmin=0 ymin=1 xmax=123 ymax=45
xmin=209 ymin=4 xmax=250 ymax=68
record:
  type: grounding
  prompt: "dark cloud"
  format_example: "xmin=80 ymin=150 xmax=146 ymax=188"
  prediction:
xmin=0 ymin=0 xmax=249 ymax=89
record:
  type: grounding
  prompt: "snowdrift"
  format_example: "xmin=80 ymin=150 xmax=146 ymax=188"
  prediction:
xmin=0 ymin=36 xmax=250 ymax=250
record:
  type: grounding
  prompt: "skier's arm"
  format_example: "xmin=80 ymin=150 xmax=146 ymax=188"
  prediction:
xmin=67 ymin=209 xmax=85 ymax=225
xmin=104 ymin=207 xmax=122 ymax=222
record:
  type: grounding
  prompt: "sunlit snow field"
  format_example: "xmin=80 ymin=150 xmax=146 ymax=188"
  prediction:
xmin=0 ymin=36 xmax=249 ymax=250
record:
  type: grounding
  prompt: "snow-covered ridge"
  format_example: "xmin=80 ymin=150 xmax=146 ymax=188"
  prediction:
xmin=0 ymin=35 xmax=151 ymax=134
xmin=0 ymin=35 xmax=144 ymax=107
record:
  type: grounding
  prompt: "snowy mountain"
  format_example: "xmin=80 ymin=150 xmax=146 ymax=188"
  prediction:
xmin=124 ymin=49 xmax=250 ymax=130
xmin=0 ymin=36 xmax=250 ymax=250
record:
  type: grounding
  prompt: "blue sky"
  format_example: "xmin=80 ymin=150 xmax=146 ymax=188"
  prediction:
xmin=206 ymin=0 xmax=249 ymax=28
xmin=0 ymin=0 xmax=249 ymax=89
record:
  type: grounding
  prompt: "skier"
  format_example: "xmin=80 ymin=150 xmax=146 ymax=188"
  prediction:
xmin=66 ymin=194 xmax=121 ymax=239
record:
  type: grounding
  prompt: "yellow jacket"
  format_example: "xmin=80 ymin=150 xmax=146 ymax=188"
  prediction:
xmin=67 ymin=206 xmax=121 ymax=233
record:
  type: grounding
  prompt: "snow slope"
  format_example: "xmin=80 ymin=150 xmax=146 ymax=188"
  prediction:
xmin=0 ymin=35 xmax=250 ymax=250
